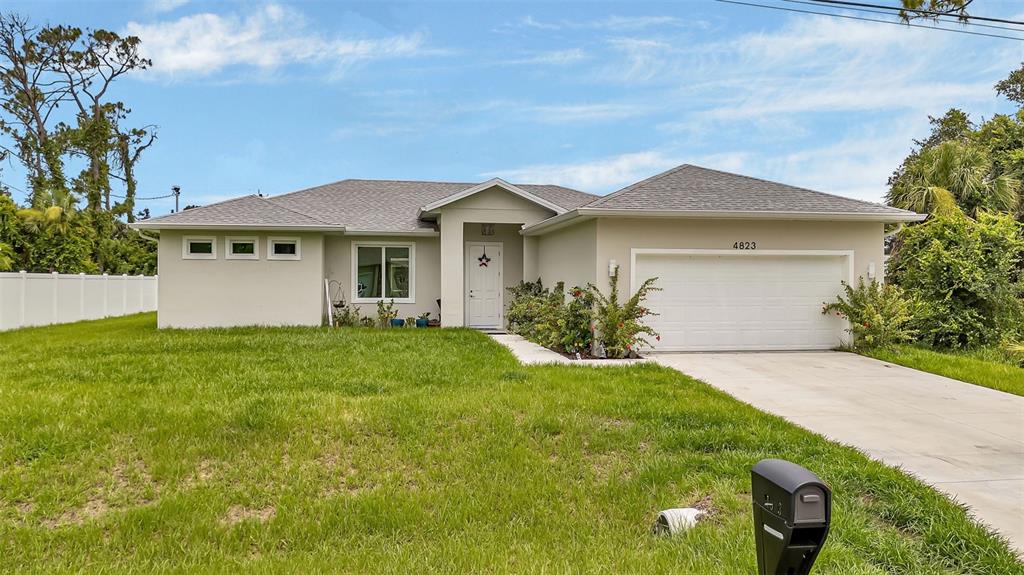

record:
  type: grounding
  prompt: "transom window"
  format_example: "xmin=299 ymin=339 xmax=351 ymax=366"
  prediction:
xmin=225 ymin=237 xmax=259 ymax=260
xmin=353 ymin=243 xmax=414 ymax=303
xmin=267 ymin=237 xmax=301 ymax=260
xmin=182 ymin=236 xmax=216 ymax=260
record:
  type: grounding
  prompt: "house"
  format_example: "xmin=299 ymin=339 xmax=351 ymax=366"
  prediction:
xmin=132 ymin=164 xmax=923 ymax=351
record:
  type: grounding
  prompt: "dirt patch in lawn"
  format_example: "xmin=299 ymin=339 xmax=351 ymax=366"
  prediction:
xmin=222 ymin=505 xmax=276 ymax=526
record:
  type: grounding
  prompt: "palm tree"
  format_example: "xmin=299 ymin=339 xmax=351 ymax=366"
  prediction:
xmin=0 ymin=241 xmax=13 ymax=271
xmin=887 ymin=140 xmax=1020 ymax=217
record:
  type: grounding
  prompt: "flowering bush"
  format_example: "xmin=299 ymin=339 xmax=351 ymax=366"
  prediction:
xmin=507 ymin=279 xmax=565 ymax=347
xmin=822 ymin=278 xmax=922 ymax=350
xmin=588 ymin=269 xmax=660 ymax=359
xmin=556 ymin=286 xmax=594 ymax=355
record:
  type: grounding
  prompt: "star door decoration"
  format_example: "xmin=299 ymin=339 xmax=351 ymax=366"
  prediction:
xmin=478 ymin=251 xmax=491 ymax=267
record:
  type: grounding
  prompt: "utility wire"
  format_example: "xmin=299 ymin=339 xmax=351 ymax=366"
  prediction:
xmin=715 ymin=0 xmax=1024 ymax=41
xmin=808 ymin=0 xmax=1024 ymax=26
xmin=784 ymin=0 xmax=1024 ymax=33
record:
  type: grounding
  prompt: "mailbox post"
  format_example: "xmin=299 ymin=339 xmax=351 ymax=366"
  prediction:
xmin=751 ymin=459 xmax=832 ymax=575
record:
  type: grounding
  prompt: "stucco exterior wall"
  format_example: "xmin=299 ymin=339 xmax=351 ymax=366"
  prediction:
xmin=593 ymin=218 xmax=884 ymax=293
xmin=157 ymin=230 xmax=324 ymax=328
xmin=323 ymin=235 xmax=442 ymax=321
xmin=437 ymin=186 xmax=555 ymax=326
xmin=535 ymin=219 xmax=598 ymax=292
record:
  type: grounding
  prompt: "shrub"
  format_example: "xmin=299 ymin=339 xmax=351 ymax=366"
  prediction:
xmin=557 ymin=286 xmax=594 ymax=355
xmin=376 ymin=299 xmax=398 ymax=328
xmin=822 ymin=278 xmax=922 ymax=350
xmin=588 ymin=270 xmax=660 ymax=359
xmin=507 ymin=279 xmax=566 ymax=345
xmin=332 ymin=300 xmax=363 ymax=327
xmin=888 ymin=212 xmax=1024 ymax=348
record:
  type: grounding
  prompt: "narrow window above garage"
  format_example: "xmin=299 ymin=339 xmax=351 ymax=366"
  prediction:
xmin=353 ymin=243 xmax=414 ymax=303
xmin=182 ymin=236 xmax=216 ymax=260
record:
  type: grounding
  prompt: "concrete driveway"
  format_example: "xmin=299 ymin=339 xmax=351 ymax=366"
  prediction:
xmin=652 ymin=351 xmax=1024 ymax=552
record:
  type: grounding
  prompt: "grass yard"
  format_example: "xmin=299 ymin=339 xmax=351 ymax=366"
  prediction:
xmin=864 ymin=345 xmax=1024 ymax=397
xmin=0 ymin=314 xmax=1020 ymax=574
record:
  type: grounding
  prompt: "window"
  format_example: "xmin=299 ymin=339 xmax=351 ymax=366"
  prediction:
xmin=267 ymin=237 xmax=301 ymax=261
xmin=225 ymin=237 xmax=259 ymax=260
xmin=182 ymin=236 xmax=216 ymax=259
xmin=353 ymin=243 xmax=415 ymax=303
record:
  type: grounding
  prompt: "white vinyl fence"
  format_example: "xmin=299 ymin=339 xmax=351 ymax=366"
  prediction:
xmin=0 ymin=272 xmax=157 ymax=331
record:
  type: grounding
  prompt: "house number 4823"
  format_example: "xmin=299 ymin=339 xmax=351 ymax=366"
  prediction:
xmin=733 ymin=241 xmax=756 ymax=250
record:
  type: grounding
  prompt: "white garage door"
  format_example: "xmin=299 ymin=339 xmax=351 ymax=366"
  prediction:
xmin=635 ymin=252 xmax=849 ymax=351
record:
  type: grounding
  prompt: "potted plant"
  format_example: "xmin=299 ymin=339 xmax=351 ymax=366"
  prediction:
xmin=405 ymin=316 xmax=416 ymax=328
xmin=416 ymin=312 xmax=430 ymax=328
xmin=391 ymin=318 xmax=405 ymax=327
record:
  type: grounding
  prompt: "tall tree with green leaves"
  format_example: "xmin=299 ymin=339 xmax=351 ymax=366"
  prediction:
xmin=0 ymin=13 xmax=70 ymax=207
xmin=38 ymin=25 xmax=151 ymax=212
xmin=887 ymin=140 xmax=1019 ymax=217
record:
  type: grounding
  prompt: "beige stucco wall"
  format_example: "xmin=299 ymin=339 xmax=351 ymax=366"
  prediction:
xmin=535 ymin=219 xmax=598 ymax=292
xmin=437 ymin=186 xmax=554 ymax=326
xmin=157 ymin=230 xmax=324 ymax=328
xmin=592 ymin=218 xmax=884 ymax=293
xmin=323 ymin=235 xmax=442 ymax=322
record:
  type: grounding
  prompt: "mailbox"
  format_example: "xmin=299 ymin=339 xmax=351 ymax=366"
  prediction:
xmin=751 ymin=459 xmax=832 ymax=575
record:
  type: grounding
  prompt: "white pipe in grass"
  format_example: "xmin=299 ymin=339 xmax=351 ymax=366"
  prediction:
xmin=652 ymin=508 xmax=702 ymax=535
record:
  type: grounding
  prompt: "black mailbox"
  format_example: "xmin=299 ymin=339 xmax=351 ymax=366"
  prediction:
xmin=751 ymin=459 xmax=832 ymax=575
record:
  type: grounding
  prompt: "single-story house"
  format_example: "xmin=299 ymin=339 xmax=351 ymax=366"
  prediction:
xmin=132 ymin=164 xmax=923 ymax=351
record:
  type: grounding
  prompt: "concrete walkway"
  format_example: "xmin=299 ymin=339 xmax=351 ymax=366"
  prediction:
xmin=489 ymin=333 xmax=647 ymax=366
xmin=652 ymin=351 xmax=1024 ymax=552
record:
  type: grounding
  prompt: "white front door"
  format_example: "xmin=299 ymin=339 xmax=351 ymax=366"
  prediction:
xmin=466 ymin=242 xmax=503 ymax=328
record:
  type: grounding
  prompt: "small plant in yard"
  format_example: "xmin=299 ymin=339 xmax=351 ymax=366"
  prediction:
xmin=331 ymin=299 xmax=363 ymax=327
xmin=416 ymin=312 xmax=431 ymax=328
xmin=588 ymin=270 xmax=660 ymax=359
xmin=822 ymin=278 xmax=921 ymax=350
xmin=376 ymin=299 xmax=398 ymax=328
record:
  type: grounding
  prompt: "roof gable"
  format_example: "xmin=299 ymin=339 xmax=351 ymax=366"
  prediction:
xmin=420 ymin=178 xmax=565 ymax=214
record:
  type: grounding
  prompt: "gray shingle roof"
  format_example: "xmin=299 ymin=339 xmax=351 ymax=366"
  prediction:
xmin=139 ymin=179 xmax=596 ymax=231
xmin=583 ymin=164 xmax=917 ymax=216
xmin=138 ymin=195 xmax=330 ymax=227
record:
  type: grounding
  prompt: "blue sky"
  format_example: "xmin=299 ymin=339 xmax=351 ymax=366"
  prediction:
xmin=4 ymin=0 xmax=1023 ymax=215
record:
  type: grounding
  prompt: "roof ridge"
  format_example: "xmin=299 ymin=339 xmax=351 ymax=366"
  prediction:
xmin=682 ymin=164 xmax=914 ymax=213
xmin=143 ymin=194 xmax=260 ymax=222
xmin=583 ymin=163 xmax=694 ymax=207
xmin=260 ymin=195 xmax=333 ymax=225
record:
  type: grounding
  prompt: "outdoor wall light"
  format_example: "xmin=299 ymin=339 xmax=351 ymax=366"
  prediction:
xmin=608 ymin=259 xmax=618 ymax=277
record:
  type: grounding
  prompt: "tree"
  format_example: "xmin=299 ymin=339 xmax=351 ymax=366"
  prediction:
xmin=38 ymin=25 xmax=151 ymax=212
xmin=995 ymin=62 xmax=1024 ymax=106
xmin=900 ymin=0 xmax=974 ymax=22
xmin=887 ymin=140 xmax=1019 ymax=217
xmin=0 ymin=13 xmax=70 ymax=207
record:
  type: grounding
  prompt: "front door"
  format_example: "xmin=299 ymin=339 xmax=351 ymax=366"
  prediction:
xmin=466 ymin=242 xmax=503 ymax=328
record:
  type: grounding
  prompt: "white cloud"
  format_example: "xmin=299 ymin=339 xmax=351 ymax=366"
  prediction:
xmin=484 ymin=151 xmax=683 ymax=192
xmin=518 ymin=14 xmax=696 ymax=31
xmin=147 ymin=0 xmax=188 ymax=14
xmin=499 ymin=48 xmax=586 ymax=66
xmin=529 ymin=103 xmax=643 ymax=123
xmin=125 ymin=4 xmax=430 ymax=79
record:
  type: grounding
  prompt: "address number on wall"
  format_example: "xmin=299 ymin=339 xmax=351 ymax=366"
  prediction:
xmin=733 ymin=241 xmax=757 ymax=250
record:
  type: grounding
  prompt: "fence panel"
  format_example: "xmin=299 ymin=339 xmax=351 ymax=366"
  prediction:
xmin=0 ymin=272 xmax=157 ymax=331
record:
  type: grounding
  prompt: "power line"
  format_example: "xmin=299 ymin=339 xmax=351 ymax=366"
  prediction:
xmin=783 ymin=0 xmax=1024 ymax=33
xmin=715 ymin=0 xmax=1024 ymax=41
xmin=808 ymin=0 xmax=1024 ymax=26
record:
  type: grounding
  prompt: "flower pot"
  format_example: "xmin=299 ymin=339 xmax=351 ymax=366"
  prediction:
xmin=416 ymin=318 xmax=429 ymax=328
xmin=390 ymin=318 xmax=405 ymax=328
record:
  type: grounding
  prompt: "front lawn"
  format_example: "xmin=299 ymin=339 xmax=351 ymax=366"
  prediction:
xmin=0 ymin=314 xmax=1019 ymax=573
xmin=864 ymin=345 xmax=1024 ymax=397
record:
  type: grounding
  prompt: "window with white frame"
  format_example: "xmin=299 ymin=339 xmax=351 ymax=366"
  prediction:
xmin=267 ymin=237 xmax=301 ymax=260
xmin=353 ymin=243 xmax=414 ymax=303
xmin=182 ymin=236 xmax=216 ymax=259
xmin=225 ymin=236 xmax=259 ymax=260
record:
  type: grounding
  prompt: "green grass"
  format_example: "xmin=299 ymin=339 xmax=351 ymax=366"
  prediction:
xmin=864 ymin=345 xmax=1024 ymax=397
xmin=0 ymin=314 xmax=1020 ymax=574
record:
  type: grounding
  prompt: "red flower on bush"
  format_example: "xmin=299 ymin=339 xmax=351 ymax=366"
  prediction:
xmin=656 ymin=335 xmax=661 ymax=341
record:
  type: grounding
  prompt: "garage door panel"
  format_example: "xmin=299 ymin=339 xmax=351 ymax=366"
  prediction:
xmin=636 ymin=253 xmax=847 ymax=351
